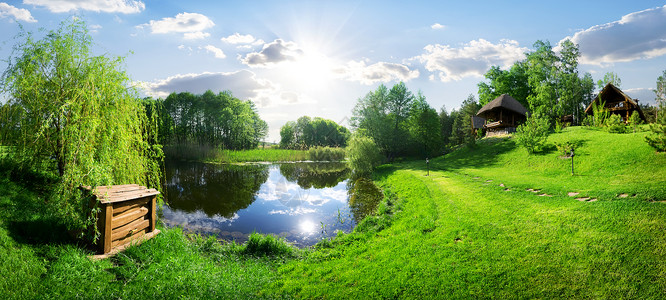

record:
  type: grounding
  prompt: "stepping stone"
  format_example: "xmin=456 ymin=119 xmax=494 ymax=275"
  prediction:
xmin=618 ymin=193 xmax=629 ymax=198
xmin=473 ymin=177 xmax=480 ymax=179
xmin=486 ymin=180 xmax=493 ymax=182
xmin=538 ymin=193 xmax=552 ymax=197
xmin=588 ymin=198 xmax=598 ymax=202
xmin=568 ymin=192 xmax=579 ymax=197
xmin=526 ymin=189 xmax=541 ymax=193
xmin=499 ymin=183 xmax=505 ymax=187
xmin=504 ymin=188 xmax=511 ymax=192
xmin=576 ymin=197 xmax=590 ymax=201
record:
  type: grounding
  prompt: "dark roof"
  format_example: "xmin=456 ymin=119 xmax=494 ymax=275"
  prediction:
xmin=584 ymin=83 xmax=639 ymax=113
xmin=476 ymin=94 xmax=528 ymax=117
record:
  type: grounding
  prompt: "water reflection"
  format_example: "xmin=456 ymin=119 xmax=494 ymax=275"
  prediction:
xmin=347 ymin=177 xmax=384 ymax=223
xmin=161 ymin=161 xmax=355 ymax=246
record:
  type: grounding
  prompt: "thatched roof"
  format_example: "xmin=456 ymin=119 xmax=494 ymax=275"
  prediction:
xmin=476 ymin=94 xmax=528 ymax=118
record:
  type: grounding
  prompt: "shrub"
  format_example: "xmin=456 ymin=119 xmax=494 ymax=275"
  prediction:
xmin=308 ymin=146 xmax=346 ymax=161
xmin=646 ymin=103 xmax=666 ymax=152
xmin=629 ymin=111 xmax=643 ymax=133
xmin=605 ymin=114 xmax=628 ymax=133
xmin=242 ymin=232 xmax=295 ymax=258
xmin=514 ymin=115 xmax=550 ymax=154
xmin=346 ymin=135 xmax=383 ymax=176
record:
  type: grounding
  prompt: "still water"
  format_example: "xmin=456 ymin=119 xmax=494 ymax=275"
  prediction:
xmin=161 ymin=160 xmax=380 ymax=246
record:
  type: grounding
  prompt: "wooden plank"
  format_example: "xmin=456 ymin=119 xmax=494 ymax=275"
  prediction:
xmin=112 ymin=197 xmax=150 ymax=215
xmin=149 ymin=196 xmax=156 ymax=232
xmin=112 ymin=206 xmax=148 ymax=229
xmin=112 ymin=228 xmax=147 ymax=248
xmin=112 ymin=218 xmax=149 ymax=241
xmin=89 ymin=229 xmax=160 ymax=260
xmin=98 ymin=189 xmax=160 ymax=203
xmin=100 ymin=203 xmax=113 ymax=254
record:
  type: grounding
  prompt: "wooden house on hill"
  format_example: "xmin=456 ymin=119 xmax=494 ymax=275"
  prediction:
xmin=476 ymin=94 xmax=528 ymax=136
xmin=585 ymin=83 xmax=646 ymax=122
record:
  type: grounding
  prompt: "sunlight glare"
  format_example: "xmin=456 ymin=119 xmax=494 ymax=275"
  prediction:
xmin=299 ymin=219 xmax=317 ymax=234
xmin=286 ymin=47 xmax=336 ymax=91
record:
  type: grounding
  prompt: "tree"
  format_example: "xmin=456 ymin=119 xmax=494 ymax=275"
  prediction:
xmin=408 ymin=92 xmax=443 ymax=158
xmin=655 ymin=69 xmax=666 ymax=106
xmin=279 ymin=116 xmax=350 ymax=149
xmin=514 ymin=114 xmax=550 ymax=154
xmin=346 ymin=135 xmax=382 ymax=176
xmin=0 ymin=19 xmax=162 ymax=234
xmin=646 ymin=71 xmax=666 ymax=151
xmin=439 ymin=105 xmax=454 ymax=146
xmin=597 ymin=72 xmax=622 ymax=90
xmin=477 ymin=62 xmax=530 ymax=108
xmin=449 ymin=95 xmax=479 ymax=147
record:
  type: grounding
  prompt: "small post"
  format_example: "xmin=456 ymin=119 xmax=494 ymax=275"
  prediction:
xmin=570 ymin=147 xmax=575 ymax=176
xmin=426 ymin=157 xmax=430 ymax=176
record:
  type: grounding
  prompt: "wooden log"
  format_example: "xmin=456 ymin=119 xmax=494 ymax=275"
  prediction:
xmin=112 ymin=228 xmax=147 ymax=248
xmin=112 ymin=197 xmax=150 ymax=215
xmin=112 ymin=206 xmax=148 ymax=229
xmin=112 ymin=218 xmax=150 ymax=241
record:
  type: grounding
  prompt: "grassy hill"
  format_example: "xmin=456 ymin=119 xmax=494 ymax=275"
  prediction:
xmin=274 ymin=126 xmax=666 ymax=298
xmin=1 ymin=126 xmax=665 ymax=298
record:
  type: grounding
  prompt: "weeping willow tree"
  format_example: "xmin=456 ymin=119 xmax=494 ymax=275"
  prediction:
xmin=0 ymin=19 xmax=162 ymax=237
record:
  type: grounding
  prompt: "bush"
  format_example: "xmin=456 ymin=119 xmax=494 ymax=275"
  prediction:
xmin=605 ymin=114 xmax=628 ymax=133
xmin=242 ymin=232 xmax=295 ymax=258
xmin=308 ymin=146 xmax=346 ymax=161
xmin=346 ymin=135 xmax=383 ymax=176
xmin=629 ymin=111 xmax=643 ymax=133
xmin=646 ymin=103 xmax=666 ymax=152
xmin=514 ymin=115 xmax=550 ymax=154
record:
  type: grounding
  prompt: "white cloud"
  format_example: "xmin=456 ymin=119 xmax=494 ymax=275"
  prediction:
xmin=624 ymin=87 xmax=657 ymax=106
xmin=0 ymin=3 xmax=36 ymax=22
xmin=140 ymin=12 xmax=214 ymax=39
xmin=431 ymin=23 xmax=445 ymax=30
xmin=24 ymin=0 xmax=144 ymax=14
xmin=89 ymin=24 xmax=102 ymax=33
xmin=138 ymin=70 xmax=296 ymax=108
xmin=334 ymin=60 xmax=420 ymax=85
xmin=241 ymin=39 xmax=304 ymax=67
xmin=562 ymin=5 xmax=666 ymax=65
xmin=416 ymin=39 xmax=527 ymax=82
xmin=203 ymin=45 xmax=226 ymax=59
xmin=221 ymin=32 xmax=264 ymax=46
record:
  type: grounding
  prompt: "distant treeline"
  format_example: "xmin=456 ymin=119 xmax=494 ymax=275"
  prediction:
xmin=145 ymin=90 xmax=268 ymax=151
xmin=279 ymin=116 xmax=350 ymax=149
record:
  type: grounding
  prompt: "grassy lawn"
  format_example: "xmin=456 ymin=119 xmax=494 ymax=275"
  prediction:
xmin=273 ymin=126 xmax=666 ymax=298
xmin=2 ymin=126 xmax=665 ymax=298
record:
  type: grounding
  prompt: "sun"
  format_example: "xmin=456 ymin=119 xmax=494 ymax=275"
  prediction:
xmin=284 ymin=47 xmax=337 ymax=92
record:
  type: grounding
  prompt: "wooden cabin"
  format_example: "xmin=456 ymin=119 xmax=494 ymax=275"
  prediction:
xmin=585 ymin=83 xmax=646 ymax=122
xmin=476 ymin=94 xmax=528 ymax=136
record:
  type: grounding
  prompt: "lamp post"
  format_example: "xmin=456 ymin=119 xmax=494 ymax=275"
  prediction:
xmin=570 ymin=147 xmax=575 ymax=176
xmin=426 ymin=157 xmax=430 ymax=176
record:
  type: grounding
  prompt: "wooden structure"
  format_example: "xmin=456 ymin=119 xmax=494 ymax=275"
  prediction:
xmin=585 ymin=83 xmax=646 ymax=122
xmin=81 ymin=184 xmax=160 ymax=256
xmin=476 ymin=94 xmax=528 ymax=136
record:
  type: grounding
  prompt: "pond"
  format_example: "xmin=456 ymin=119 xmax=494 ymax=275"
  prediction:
xmin=161 ymin=160 xmax=382 ymax=246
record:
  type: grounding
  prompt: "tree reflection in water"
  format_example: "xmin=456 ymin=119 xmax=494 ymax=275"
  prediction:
xmin=347 ymin=177 xmax=384 ymax=223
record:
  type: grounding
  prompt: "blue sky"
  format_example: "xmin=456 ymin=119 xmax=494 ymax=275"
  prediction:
xmin=1 ymin=0 xmax=665 ymax=141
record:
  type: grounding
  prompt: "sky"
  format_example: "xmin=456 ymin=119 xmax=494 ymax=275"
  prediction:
xmin=1 ymin=0 xmax=665 ymax=142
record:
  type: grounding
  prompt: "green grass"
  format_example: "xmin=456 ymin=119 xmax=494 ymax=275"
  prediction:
xmin=3 ymin=126 xmax=665 ymax=298
xmin=273 ymin=126 xmax=666 ymax=298
xmin=0 ymin=165 xmax=293 ymax=299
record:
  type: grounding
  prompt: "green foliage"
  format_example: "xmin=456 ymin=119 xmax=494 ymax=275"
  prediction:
xmin=597 ymin=71 xmax=622 ymax=90
xmin=160 ymin=90 xmax=267 ymax=152
xmin=605 ymin=114 xmax=629 ymax=133
xmin=346 ymin=135 xmax=382 ymax=176
xmin=514 ymin=114 xmax=550 ymax=154
xmin=478 ymin=63 xmax=530 ymax=108
xmin=279 ymin=116 xmax=350 ymax=149
xmin=591 ymin=97 xmax=610 ymax=127
xmin=655 ymin=69 xmax=666 ymax=105
xmin=645 ymin=103 xmax=666 ymax=152
xmin=242 ymin=232 xmax=296 ymax=258
xmin=449 ymin=94 xmax=480 ymax=147
xmin=213 ymin=148 xmax=309 ymax=163
xmin=629 ymin=110 xmax=643 ymax=133
xmin=308 ymin=146 xmax=346 ymax=161
xmin=352 ymin=82 xmax=439 ymax=159
xmin=0 ymin=19 xmax=162 ymax=236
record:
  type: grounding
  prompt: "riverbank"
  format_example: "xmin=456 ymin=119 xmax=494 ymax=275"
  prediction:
xmin=2 ymin=127 xmax=665 ymax=298
xmin=272 ymin=127 xmax=666 ymax=298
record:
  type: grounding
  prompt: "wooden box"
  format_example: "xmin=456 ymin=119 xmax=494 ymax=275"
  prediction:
xmin=83 ymin=184 xmax=160 ymax=255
